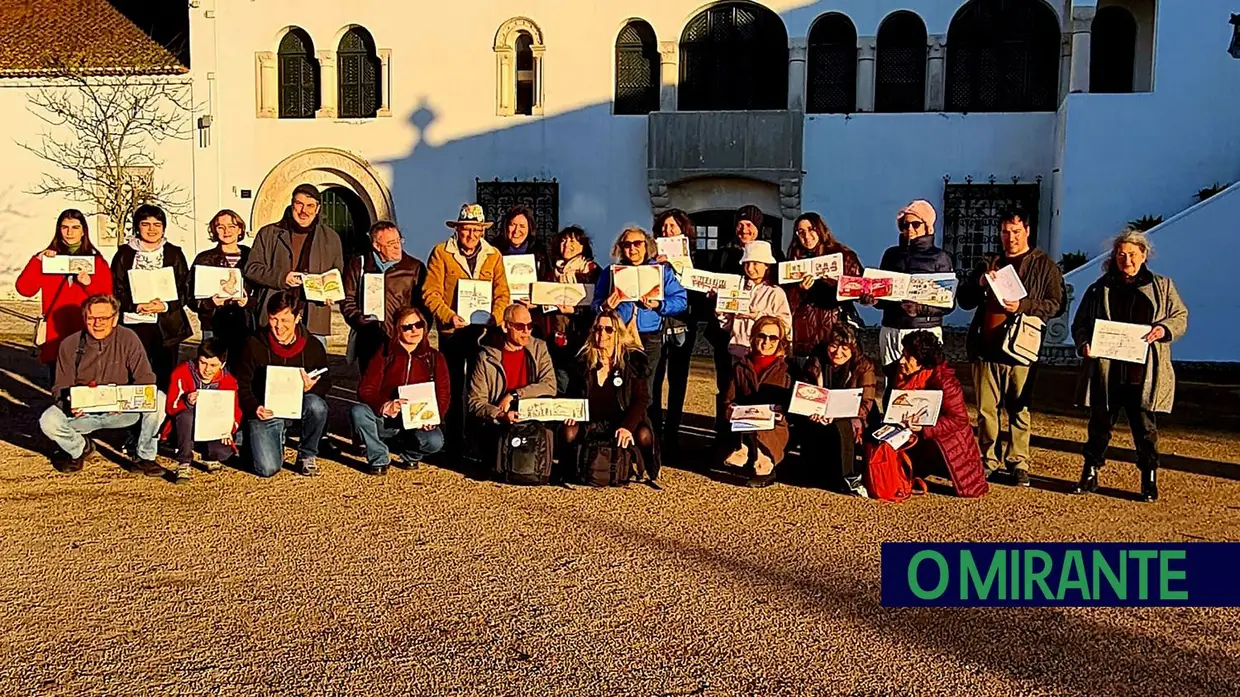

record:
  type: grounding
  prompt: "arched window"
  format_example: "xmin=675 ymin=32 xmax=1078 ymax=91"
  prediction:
xmin=945 ymin=0 xmax=1060 ymax=112
xmin=615 ymin=20 xmax=660 ymax=115
xmin=679 ymin=2 xmax=788 ymax=111
xmin=1090 ymin=6 xmax=1137 ymax=93
xmin=806 ymin=13 xmax=857 ymax=114
xmin=494 ymin=18 xmax=545 ymax=117
xmin=278 ymin=28 xmax=318 ymax=119
xmin=875 ymin=11 xmax=927 ymax=112
xmin=337 ymin=27 xmax=381 ymax=118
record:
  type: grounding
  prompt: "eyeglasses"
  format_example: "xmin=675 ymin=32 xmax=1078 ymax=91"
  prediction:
xmin=85 ymin=314 xmax=116 ymax=324
xmin=898 ymin=220 xmax=925 ymax=231
xmin=509 ymin=321 xmax=534 ymax=332
xmin=399 ymin=321 xmax=425 ymax=332
xmin=756 ymin=333 xmax=781 ymax=342
xmin=593 ymin=325 xmax=616 ymax=335
xmin=619 ymin=240 xmax=645 ymax=249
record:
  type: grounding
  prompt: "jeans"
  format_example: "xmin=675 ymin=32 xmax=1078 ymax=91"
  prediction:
xmin=639 ymin=331 xmax=663 ymax=434
xmin=245 ymin=393 xmax=328 ymax=477
xmin=348 ymin=404 xmax=445 ymax=467
xmin=972 ymin=361 xmax=1035 ymax=472
xmin=39 ymin=396 xmax=165 ymax=460
xmin=172 ymin=407 xmax=235 ymax=464
xmin=1083 ymin=383 xmax=1159 ymax=472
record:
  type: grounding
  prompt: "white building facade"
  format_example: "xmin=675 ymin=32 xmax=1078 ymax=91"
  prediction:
xmin=2 ymin=0 xmax=1238 ymax=359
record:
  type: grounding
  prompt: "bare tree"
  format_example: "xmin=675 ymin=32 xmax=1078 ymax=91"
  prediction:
xmin=19 ymin=58 xmax=192 ymax=244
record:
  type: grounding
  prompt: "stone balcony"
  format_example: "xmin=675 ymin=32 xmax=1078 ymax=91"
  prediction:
xmin=647 ymin=110 xmax=803 ymax=186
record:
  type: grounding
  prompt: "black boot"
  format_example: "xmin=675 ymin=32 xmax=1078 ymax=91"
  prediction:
xmin=1140 ymin=469 xmax=1158 ymax=503
xmin=1073 ymin=463 xmax=1099 ymax=495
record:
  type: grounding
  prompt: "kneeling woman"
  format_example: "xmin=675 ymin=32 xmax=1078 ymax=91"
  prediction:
xmin=883 ymin=331 xmax=988 ymax=498
xmin=563 ymin=310 xmax=660 ymax=480
xmin=799 ymin=322 xmax=879 ymax=495
xmin=721 ymin=317 xmax=793 ymax=488
xmin=351 ymin=307 xmax=450 ymax=475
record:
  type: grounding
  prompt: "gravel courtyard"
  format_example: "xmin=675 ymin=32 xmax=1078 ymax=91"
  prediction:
xmin=0 ymin=313 xmax=1237 ymax=696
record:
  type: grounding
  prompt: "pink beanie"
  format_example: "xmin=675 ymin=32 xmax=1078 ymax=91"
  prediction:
xmin=897 ymin=200 xmax=937 ymax=233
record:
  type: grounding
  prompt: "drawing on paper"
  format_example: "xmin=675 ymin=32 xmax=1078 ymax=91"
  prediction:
xmin=516 ymin=398 xmax=590 ymax=422
xmin=884 ymin=389 xmax=943 ymax=427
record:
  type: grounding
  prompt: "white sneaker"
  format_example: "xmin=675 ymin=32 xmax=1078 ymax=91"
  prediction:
xmin=174 ymin=462 xmax=191 ymax=482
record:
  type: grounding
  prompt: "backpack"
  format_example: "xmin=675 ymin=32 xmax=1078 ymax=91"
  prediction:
xmin=577 ymin=429 xmax=642 ymax=487
xmin=495 ymin=421 xmax=554 ymax=485
xmin=863 ymin=441 xmax=927 ymax=502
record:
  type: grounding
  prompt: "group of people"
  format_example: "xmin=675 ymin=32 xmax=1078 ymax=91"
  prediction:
xmin=18 ymin=185 xmax=1187 ymax=501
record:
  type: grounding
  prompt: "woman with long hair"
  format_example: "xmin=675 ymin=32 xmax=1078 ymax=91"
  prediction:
xmin=110 ymin=204 xmax=193 ymax=390
xmin=15 ymin=209 xmax=114 ymax=381
xmin=721 ymin=316 xmax=793 ymax=488
xmin=494 ymin=205 xmax=549 ymax=304
xmin=1071 ymin=229 xmax=1187 ymax=502
xmin=191 ymin=209 xmax=253 ymax=355
xmin=544 ymin=225 xmax=601 ymax=393
xmin=563 ymin=309 xmax=660 ymax=478
xmin=651 ymin=208 xmax=700 ymax=451
xmin=786 ymin=212 xmax=863 ymax=358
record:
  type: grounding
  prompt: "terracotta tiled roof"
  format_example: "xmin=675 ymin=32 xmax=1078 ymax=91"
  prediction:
xmin=0 ymin=0 xmax=187 ymax=77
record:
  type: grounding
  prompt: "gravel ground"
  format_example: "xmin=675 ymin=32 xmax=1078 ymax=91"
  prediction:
xmin=0 ymin=309 xmax=1238 ymax=696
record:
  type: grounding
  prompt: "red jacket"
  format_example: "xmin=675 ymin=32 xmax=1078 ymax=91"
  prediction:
xmin=358 ymin=335 xmax=451 ymax=419
xmin=161 ymin=361 xmax=242 ymax=438
xmin=15 ymin=253 xmax=113 ymax=363
xmin=913 ymin=364 xmax=988 ymax=498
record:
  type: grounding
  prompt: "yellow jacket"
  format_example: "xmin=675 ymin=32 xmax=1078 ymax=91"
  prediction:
xmin=422 ymin=236 xmax=510 ymax=334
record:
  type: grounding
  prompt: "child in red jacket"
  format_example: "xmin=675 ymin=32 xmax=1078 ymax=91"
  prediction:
xmin=163 ymin=338 xmax=242 ymax=481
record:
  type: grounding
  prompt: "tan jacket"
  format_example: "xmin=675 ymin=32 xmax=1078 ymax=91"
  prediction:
xmin=467 ymin=337 xmax=557 ymax=421
xmin=422 ymin=236 xmax=510 ymax=335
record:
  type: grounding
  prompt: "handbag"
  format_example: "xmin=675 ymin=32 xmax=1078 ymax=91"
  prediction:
xmin=33 ymin=276 xmax=70 ymax=354
xmin=1002 ymin=314 xmax=1045 ymax=366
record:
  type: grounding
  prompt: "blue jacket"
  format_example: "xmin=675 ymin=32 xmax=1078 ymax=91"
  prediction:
xmin=592 ymin=260 xmax=688 ymax=335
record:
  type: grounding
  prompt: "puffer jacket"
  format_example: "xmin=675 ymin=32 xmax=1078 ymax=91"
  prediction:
xmin=876 ymin=235 xmax=954 ymax=330
xmin=895 ymin=364 xmax=988 ymax=498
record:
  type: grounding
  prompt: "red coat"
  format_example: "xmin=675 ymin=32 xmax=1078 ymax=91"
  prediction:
xmin=15 ymin=253 xmax=114 ymax=363
xmin=161 ymin=361 xmax=242 ymax=438
xmin=910 ymin=364 xmax=988 ymax=498
xmin=358 ymin=336 xmax=451 ymax=419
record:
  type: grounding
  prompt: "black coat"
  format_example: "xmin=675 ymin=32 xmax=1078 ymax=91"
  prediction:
xmin=566 ymin=349 xmax=662 ymax=477
xmin=110 ymin=242 xmax=193 ymax=348
xmin=191 ymin=245 xmax=254 ymax=340
xmin=876 ymin=235 xmax=955 ymax=330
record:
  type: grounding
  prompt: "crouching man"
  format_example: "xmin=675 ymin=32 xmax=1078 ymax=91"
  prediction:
xmin=39 ymin=294 xmax=165 ymax=475
xmin=233 ymin=291 xmax=331 ymax=477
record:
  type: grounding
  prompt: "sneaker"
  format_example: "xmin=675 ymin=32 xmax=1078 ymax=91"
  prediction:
xmin=174 ymin=462 xmax=192 ymax=482
xmin=202 ymin=460 xmax=223 ymax=473
xmin=298 ymin=457 xmax=319 ymax=477
xmin=135 ymin=458 xmax=164 ymax=477
xmin=1014 ymin=469 xmax=1031 ymax=487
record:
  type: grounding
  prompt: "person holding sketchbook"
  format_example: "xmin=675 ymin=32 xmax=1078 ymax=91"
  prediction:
xmin=39 ymin=294 xmax=164 ymax=476
xmin=785 ymin=212 xmax=863 ymax=360
xmin=340 ymin=220 xmax=427 ymax=375
xmin=15 ymin=209 xmax=114 ymax=383
xmin=873 ymin=331 xmax=987 ymax=498
xmin=957 ymin=207 xmax=1065 ymax=487
xmin=797 ymin=323 xmax=879 ymax=496
xmin=494 ymin=205 xmax=550 ymax=301
xmin=233 ymin=292 xmax=332 ymax=478
xmin=720 ymin=317 xmax=793 ymax=488
xmin=717 ymin=241 xmax=792 ymax=359
xmin=351 ymin=307 xmax=449 ymax=476
xmin=592 ymin=226 xmax=687 ymax=435
xmin=545 ymin=225 xmax=601 ymax=394
xmin=244 ymin=184 xmax=345 ymax=347
xmin=562 ymin=309 xmax=660 ymax=480
xmin=109 ymin=204 xmax=192 ymax=390
xmin=650 ymin=208 xmax=702 ymax=453
xmin=191 ymin=209 xmax=253 ymax=356
xmin=863 ymin=200 xmax=954 ymax=371
xmin=1071 ymin=229 xmax=1188 ymax=503
xmin=162 ymin=338 xmax=241 ymax=482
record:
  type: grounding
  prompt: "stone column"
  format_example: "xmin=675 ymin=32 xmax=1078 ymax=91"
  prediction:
xmin=1069 ymin=6 xmax=1095 ymax=94
xmin=255 ymin=52 xmax=276 ymax=118
xmin=659 ymin=41 xmax=678 ymax=111
xmin=925 ymin=34 xmax=946 ymax=111
xmin=377 ymin=48 xmax=392 ymax=117
xmin=856 ymin=37 xmax=877 ymax=112
xmin=315 ymin=50 xmax=338 ymax=118
xmin=787 ymin=37 xmax=807 ymax=111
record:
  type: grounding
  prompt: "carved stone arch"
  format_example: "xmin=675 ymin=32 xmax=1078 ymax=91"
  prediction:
xmin=494 ymin=17 xmax=545 ymax=50
xmin=494 ymin=17 xmax=546 ymax=116
xmin=251 ymin=148 xmax=395 ymax=232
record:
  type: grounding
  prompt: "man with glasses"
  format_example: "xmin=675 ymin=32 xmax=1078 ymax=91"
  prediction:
xmin=38 ymin=294 xmax=165 ymax=475
xmin=864 ymin=200 xmax=955 ymax=371
xmin=341 ymin=220 xmax=427 ymax=375
xmin=466 ymin=304 xmax=556 ymax=457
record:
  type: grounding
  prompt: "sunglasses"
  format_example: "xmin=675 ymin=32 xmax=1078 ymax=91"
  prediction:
xmin=399 ymin=321 xmax=425 ymax=332
xmin=509 ymin=321 xmax=534 ymax=332
xmin=619 ymin=240 xmax=645 ymax=249
xmin=898 ymin=220 xmax=925 ymax=231
xmin=593 ymin=325 xmax=616 ymax=335
xmin=756 ymin=333 xmax=781 ymax=342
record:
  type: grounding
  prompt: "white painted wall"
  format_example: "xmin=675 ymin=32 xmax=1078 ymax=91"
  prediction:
xmin=1063 ymin=182 xmax=1240 ymax=363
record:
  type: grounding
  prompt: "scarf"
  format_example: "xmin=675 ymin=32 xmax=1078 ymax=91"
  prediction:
xmin=751 ymin=353 xmax=779 ymax=375
xmin=895 ymin=367 xmax=934 ymax=391
xmin=128 ymin=236 xmax=166 ymax=270
xmin=267 ymin=328 xmax=307 ymax=360
xmin=373 ymin=251 xmax=399 ymax=273
xmin=554 ymin=254 xmax=591 ymax=283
